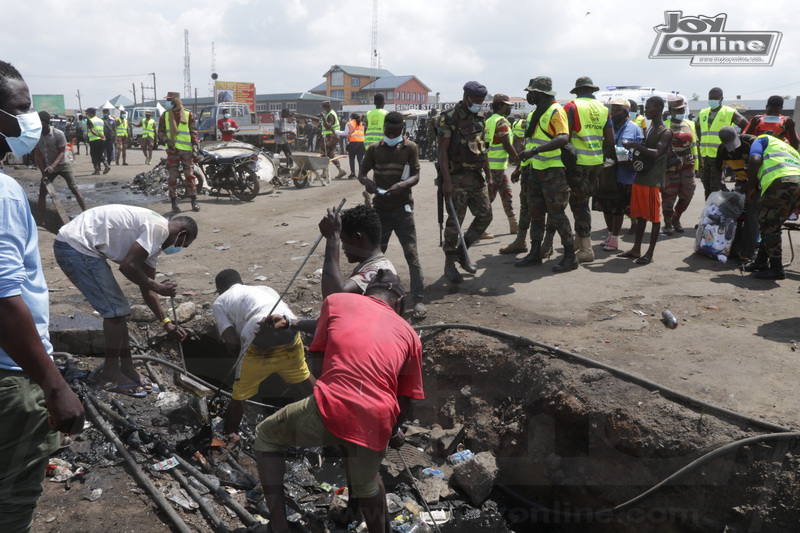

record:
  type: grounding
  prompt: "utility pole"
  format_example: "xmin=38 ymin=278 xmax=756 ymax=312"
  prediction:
xmin=370 ymin=0 xmax=378 ymax=69
xmin=183 ymin=29 xmax=191 ymax=99
xmin=142 ymin=81 xmax=155 ymax=105
xmin=75 ymin=90 xmax=83 ymax=113
xmin=209 ymin=42 xmax=216 ymax=97
xmin=152 ymin=73 xmax=157 ymax=105
xmin=130 ymin=83 xmax=137 ymax=105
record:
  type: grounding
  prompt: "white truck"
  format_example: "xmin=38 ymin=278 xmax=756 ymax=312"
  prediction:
xmin=127 ymin=107 xmax=161 ymax=146
xmin=197 ymin=102 xmax=294 ymax=148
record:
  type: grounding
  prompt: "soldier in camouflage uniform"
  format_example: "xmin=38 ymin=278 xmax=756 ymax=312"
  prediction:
xmin=743 ymin=131 xmax=800 ymax=280
xmin=515 ymin=76 xmax=577 ymax=273
xmin=437 ymin=81 xmax=493 ymax=283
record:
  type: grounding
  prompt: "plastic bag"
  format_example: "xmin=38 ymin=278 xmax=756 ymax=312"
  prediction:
xmin=694 ymin=191 xmax=745 ymax=262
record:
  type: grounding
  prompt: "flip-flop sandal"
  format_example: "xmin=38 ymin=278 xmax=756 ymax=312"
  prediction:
xmin=617 ymin=251 xmax=640 ymax=258
xmin=105 ymin=383 xmax=147 ymax=398
xmin=603 ymin=242 xmax=619 ymax=252
xmin=634 ymin=256 xmax=654 ymax=265
xmin=134 ymin=377 xmax=159 ymax=393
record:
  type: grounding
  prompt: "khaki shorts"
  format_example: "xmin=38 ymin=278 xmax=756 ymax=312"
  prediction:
xmin=232 ymin=334 xmax=309 ymax=401
xmin=254 ymin=395 xmax=384 ymax=498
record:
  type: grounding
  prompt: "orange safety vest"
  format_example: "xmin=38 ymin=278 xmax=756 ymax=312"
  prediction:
xmin=348 ymin=120 xmax=365 ymax=143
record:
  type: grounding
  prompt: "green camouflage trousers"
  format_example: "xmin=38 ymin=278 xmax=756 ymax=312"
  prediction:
xmin=526 ymin=167 xmax=574 ymax=246
xmin=566 ymin=164 xmax=600 ymax=238
xmin=443 ymin=169 xmax=493 ymax=255
xmin=759 ymin=176 xmax=800 ymax=259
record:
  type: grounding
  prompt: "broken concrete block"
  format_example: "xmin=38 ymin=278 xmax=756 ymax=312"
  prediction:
xmin=451 ymin=451 xmax=498 ymax=506
xmin=430 ymin=424 xmax=465 ymax=457
xmin=417 ymin=475 xmax=448 ymax=505
xmin=173 ymin=302 xmax=197 ymax=323
xmin=49 ymin=312 xmax=105 ymax=355
xmin=129 ymin=305 xmax=152 ymax=322
xmin=327 ymin=492 xmax=349 ymax=523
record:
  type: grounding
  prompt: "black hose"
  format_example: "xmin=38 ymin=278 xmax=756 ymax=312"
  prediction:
xmin=497 ymin=431 xmax=800 ymax=521
xmin=413 ymin=323 xmax=794 ymax=434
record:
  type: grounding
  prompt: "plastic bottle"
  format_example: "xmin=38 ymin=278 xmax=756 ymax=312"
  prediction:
xmin=662 ymin=309 xmax=678 ymax=329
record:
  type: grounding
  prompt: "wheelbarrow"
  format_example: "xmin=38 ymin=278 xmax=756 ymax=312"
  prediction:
xmin=288 ymin=153 xmax=347 ymax=188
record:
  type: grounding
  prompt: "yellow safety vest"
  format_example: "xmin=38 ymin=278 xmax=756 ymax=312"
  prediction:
xmin=698 ymin=106 xmax=735 ymax=158
xmin=512 ymin=118 xmax=525 ymax=138
xmin=365 ymin=108 xmax=387 ymax=146
xmin=116 ymin=117 xmax=128 ymax=137
xmin=142 ymin=118 xmax=155 ymax=139
xmin=485 ymin=113 xmax=510 ymax=170
xmin=87 ymin=116 xmax=104 ymax=142
xmin=525 ymin=103 xmax=565 ymax=170
xmin=570 ymin=98 xmax=607 ymax=166
xmin=634 ymin=114 xmax=647 ymax=134
xmin=164 ymin=109 xmax=193 ymax=151
xmin=322 ymin=110 xmax=339 ymax=135
xmin=756 ymin=135 xmax=800 ymax=196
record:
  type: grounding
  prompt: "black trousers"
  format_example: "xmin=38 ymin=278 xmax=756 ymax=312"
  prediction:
xmin=89 ymin=140 xmax=105 ymax=168
xmin=347 ymin=142 xmax=365 ymax=175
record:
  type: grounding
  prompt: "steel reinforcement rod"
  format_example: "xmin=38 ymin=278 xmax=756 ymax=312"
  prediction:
xmin=83 ymin=393 xmax=194 ymax=533
xmin=413 ymin=323 xmax=795 ymax=434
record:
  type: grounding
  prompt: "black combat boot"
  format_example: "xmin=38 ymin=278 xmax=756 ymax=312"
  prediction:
xmin=191 ymin=197 xmax=200 ymax=212
xmin=444 ymin=256 xmax=463 ymax=284
xmin=552 ymin=243 xmax=579 ymax=273
xmin=171 ymin=198 xmax=180 ymax=213
xmin=754 ymin=258 xmax=785 ymax=280
xmin=742 ymin=244 xmax=768 ymax=272
xmin=515 ymin=242 xmax=542 ymax=267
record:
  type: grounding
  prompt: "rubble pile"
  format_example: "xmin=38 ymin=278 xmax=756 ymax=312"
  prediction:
xmin=50 ymin=351 xmax=514 ymax=533
xmin=129 ymin=160 xmax=170 ymax=195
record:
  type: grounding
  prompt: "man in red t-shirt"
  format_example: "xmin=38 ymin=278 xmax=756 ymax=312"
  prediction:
xmin=217 ymin=111 xmax=239 ymax=142
xmin=253 ymin=270 xmax=424 ymax=533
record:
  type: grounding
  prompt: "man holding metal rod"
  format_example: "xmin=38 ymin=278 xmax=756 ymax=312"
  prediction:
xmin=436 ymin=81 xmax=493 ymax=284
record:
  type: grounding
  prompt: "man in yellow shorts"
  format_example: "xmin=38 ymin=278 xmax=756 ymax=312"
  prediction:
xmin=212 ymin=269 xmax=315 ymax=440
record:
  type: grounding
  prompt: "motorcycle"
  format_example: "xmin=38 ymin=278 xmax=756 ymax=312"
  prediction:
xmin=191 ymin=148 xmax=260 ymax=201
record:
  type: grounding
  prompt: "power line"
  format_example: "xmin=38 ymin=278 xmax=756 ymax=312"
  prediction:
xmin=25 ymin=73 xmax=153 ymax=80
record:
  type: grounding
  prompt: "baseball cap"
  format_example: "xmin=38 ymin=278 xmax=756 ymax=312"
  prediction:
xmin=492 ymin=93 xmax=513 ymax=105
xmin=365 ymin=269 xmax=405 ymax=298
xmin=719 ymin=126 xmax=740 ymax=151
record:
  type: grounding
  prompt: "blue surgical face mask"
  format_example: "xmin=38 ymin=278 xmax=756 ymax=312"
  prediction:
xmin=628 ymin=111 xmax=637 ymax=120
xmin=467 ymin=98 xmax=482 ymax=113
xmin=384 ymin=135 xmax=403 ymax=147
xmin=673 ymin=113 xmax=686 ymax=121
xmin=0 ymin=109 xmax=42 ymax=156
xmin=708 ymin=99 xmax=721 ymax=109
xmin=163 ymin=234 xmax=186 ymax=255
xmin=762 ymin=115 xmax=782 ymax=123
xmin=223 ymin=113 xmax=230 ymax=119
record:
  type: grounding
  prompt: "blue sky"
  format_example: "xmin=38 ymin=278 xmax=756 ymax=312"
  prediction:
xmin=4 ymin=0 xmax=798 ymax=109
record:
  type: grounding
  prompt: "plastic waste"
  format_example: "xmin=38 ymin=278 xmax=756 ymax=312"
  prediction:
xmin=448 ymin=449 xmax=474 ymax=465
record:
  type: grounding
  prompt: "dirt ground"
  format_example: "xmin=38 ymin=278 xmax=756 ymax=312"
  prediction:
xmin=10 ymin=143 xmax=799 ymax=532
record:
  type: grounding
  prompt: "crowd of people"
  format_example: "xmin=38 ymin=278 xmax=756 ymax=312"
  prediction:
xmin=3 ymin=56 xmax=800 ymax=533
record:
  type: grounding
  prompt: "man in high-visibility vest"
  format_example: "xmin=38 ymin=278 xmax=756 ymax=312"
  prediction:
xmin=741 ymin=131 xmax=800 ymax=280
xmin=563 ymin=76 xmax=614 ymax=263
xmin=482 ymin=93 xmax=518 ymax=239
xmin=114 ymin=110 xmax=129 ymax=166
xmin=364 ymin=93 xmax=387 ymax=148
xmin=516 ymin=76 xmax=577 ymax=273
xmin=85 ymin=107 xmax=108 ymax=175
xmin=319 ymin=100 xmax=347 ymax=183
xmin=697 ymin=87 xmax=748 ymax=199
xmin=134 ymin=110 xmax=156 ymax=165
xmin=158 ymin=92 xmax=200 ymax=212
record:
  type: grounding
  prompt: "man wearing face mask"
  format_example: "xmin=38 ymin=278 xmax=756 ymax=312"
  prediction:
xmin=661 ymin=96 xmax=699 ymax=235
xmin=743 ymin=95 xmax=799 ymax=149
xmin=516 ymin=76 xmax=577 ymax=273
xmin=482 ymin=94 xmax=519 ymax=239
xmin=320 ymin=100 xmax=347 ymax=182
xmin=53 ymin=205 xmax=198 ymax=396
xmin=358 ymin=111 xmax=426 ymax=317
xmin=0 ymin=59 xmax=85 ymax=533
xmin=217 ymin=109 xmax=239 ymax=142
xmin=114 ymin=110 xmax=129 ymax=165
xmin=697 ymin=87 xmax=748 ymax=199
xmin=159 ymin=91 xmax=200 ymax=212
xmin=437 ymin=81 xmax=493 ymax=283
xmin=85 ymin=107 xmax=108 ymax=175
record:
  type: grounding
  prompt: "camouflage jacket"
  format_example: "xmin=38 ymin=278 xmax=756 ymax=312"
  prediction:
xmin=437 ymin=103 xmax=488 ymax=172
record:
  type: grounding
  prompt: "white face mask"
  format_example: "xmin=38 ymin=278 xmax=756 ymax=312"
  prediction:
xmin=223 ymin=113 xmax=230 ymax=119
xmin=762 ymin=115 xmax=782 ymax=123
xmin=0 ymin=109 xmax=42 ymax=156
xmin=383 ymin=135 xmax=403 ymax=146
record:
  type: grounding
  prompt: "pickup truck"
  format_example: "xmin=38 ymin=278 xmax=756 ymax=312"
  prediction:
xmin=196 ymin=102 xmax=296 ymax=148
